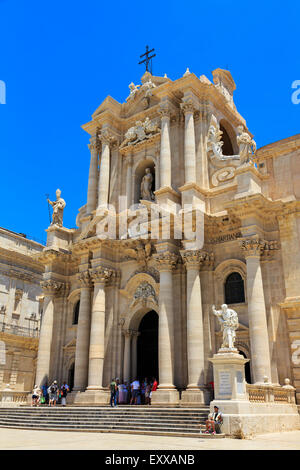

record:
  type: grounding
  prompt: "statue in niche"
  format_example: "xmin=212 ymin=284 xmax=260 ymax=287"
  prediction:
xmin=236 ymin=125 xmax=257 ymax=165
xmin=48 ymin=189 xmax=66 ymax=227
xmin=140 ymin=168 xmax=155 ymax=201
xmin=212 ymin=304 xmax=239 ymax=350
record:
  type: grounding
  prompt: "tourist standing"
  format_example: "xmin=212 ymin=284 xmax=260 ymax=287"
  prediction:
xmin=110 ymin=378 xmax=117 ymax=407
xmin=31 ymin=384 xmax=41 ymax=407
xmin=48 ymin=381 xmax=58 ymax=407
xmin=130 ymin=378 xmax=140 ymax=405
xmin=60 ymin=382 xmax=69 ymax=407
xmin=149 ymin=377 xmax=158 ymax=405
xmin=115 ymin=378 xmax=120 ymax=405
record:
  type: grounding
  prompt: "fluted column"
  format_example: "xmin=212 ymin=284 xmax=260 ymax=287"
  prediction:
xmin=123 ymin=330 xmax=132 ymax=383
xmin=97 ymin=129 xmax=116 ymax=209
xmin=73 ymin=271 xmax=92 ymax=392
xmin=86 ymin=139 xmax=99 ymax=215
xmin=181 ymin=100 xmax=196 ymax=184
xmin=181 ymin=250 xmax=206 ymax=389
xmin=131 ymin=331 xmax=140 ymax=379
xmin=87 ymin=267 xmax=113 ymax=390
xmin=35 ymin=280 xmax=63 ymax=386
xmin=154 ymin=252 xmax=178 ymax=389
xmin=159 ymin=106 xmax=172 ymax=188
xmin=241 ymin=239 xmax=272 ymax=383
xmin=125 ymin=155 xmax=133 ymax=208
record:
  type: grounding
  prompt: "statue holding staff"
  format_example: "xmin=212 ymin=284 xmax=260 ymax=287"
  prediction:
xmin=47 ymin=189 xmax=66 ymax=227
xmin=212 ymin=304 xmax=239 ymax=350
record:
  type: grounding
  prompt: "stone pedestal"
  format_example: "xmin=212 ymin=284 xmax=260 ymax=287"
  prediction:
xmin=72 ymin=389 xmax=110 ymax=405
xmin=179 ymin=183 xmax=205 ymax=211
xmin=234 ymin=165 xmax=262 ymax=199
xmin=209 ymin=350 xmax=249 ymax=401
xmin=46 ymin=225 xmax=73 ymax=251
xmin=151 ymin=389 xmax=180 ymax=405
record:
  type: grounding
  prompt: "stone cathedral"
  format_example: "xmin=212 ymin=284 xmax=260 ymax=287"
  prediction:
xmin=34 ymin=68 xmax=300 ymax=406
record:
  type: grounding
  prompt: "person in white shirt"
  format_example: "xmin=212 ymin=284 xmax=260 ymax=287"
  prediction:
xmin=205 ymin=406 xmax=223 ymax=434
xmin=130 ymin=378 xmax=140 ymax=405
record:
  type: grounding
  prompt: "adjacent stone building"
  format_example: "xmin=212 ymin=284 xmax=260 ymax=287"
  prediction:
xmin=0 ymin=227 xmax=44 ymax=392
xmin=34 ymin=68 xmax=300 ymax=405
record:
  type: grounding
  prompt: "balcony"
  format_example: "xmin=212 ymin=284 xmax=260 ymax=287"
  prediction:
xmin=0 ymin=322 xmax=39 ymax=338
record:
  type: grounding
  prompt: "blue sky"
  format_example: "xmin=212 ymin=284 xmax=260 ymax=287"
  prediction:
xmin=0 ymin=0 xmax=299 ymax=243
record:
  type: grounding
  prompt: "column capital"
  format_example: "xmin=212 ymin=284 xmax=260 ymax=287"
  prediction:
xmin=154 ymin=251 xmax=178 ymax=271
xmin=40 ymin=279 xmax=64 ymax=297
xmin=89 ymin=266 xmax=114 ymax=285
xmin=240 ymin=238 xmax=278 ymax=258
xmin=180 ymin=99 xmax=196 ymax=115
xmin=87 ymin=141 xmax=98 ymax=152
xmin=78 ymin=271 xmax=92 ymax=288
xmin=98 ymin=128 xmax=118 ymax=147
xmin=180 ymin=249 xmax=208 ymax=269
xmin=122 ymin=328 xmax=133 ymax=338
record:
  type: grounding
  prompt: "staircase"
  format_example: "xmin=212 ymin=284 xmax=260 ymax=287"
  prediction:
xmin=0 ymin=406 xmax=224 ymax=438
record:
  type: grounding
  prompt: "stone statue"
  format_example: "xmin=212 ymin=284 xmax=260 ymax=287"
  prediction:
xmin=140 ymin=168 xmax=155 ymax=201
xmin=48 ymin=189 xmax=66 ymax=227
xmin=126 ymin=82 xmax=140 ymax=101
xmin=236 ymin=125 xmax=257 ymax=165
xmin=212 ymin=304 xmax=239 ymax=350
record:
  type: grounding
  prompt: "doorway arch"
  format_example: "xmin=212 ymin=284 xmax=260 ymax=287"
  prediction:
xmin=238 ymin=350 xmax=251 ymax=384
xmin=136 ymin=310 xmax=159 ymax=381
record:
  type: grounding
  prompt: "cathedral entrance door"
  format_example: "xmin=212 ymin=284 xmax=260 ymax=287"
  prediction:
xmin=137 ymin=310 xmax=159 ymax=381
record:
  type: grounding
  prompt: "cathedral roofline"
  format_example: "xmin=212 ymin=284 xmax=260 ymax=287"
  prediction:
xmin=256 ymin=134 xmax=300 ymax=160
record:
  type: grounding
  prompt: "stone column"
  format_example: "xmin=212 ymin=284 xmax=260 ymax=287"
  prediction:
xmin=73 ymin=271 xmax=92 ymax=392
xmin=241 ymin=239 xmax=272 ymax=383
xmin=97 ymin=129 xmax=115 ymax=209
xmin=86 ymin=139 xmax=99 ymax=215
xmin=125 ymin=155 xmax=133 ymax=208
xmin=181 ymin=100 xmax=196 ymax=184
xmin=35 ymin=280 xmax=63 ymax=386
xmin=131 ymin=331 xmax=140 ymax=379
xmin=159 ymin=106 xmax=172 ymax=188
xmin=123 ymin=330 xmax=131 ymax=383
xmin=180 ymin=250 xmax=207 ymax=403
xmin=152 ymin=252 xmax=179 ymax=404
xmin=87 ymin=267 xmax=113 ymax=390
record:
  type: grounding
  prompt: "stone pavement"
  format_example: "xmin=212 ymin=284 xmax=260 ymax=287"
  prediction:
xmin=0 ymin=428 xmax=300 ymax=450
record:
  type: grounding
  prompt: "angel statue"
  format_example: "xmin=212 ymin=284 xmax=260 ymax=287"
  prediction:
xmin=47 ymin=189 xmax=66 ymax=227
xmin=212 ymin=304 xmax=239 ymax=350
xmin=126 ymin=82 xmax=140 ymax=101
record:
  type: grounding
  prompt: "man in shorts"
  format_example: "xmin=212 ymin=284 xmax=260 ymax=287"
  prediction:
xmin=130 ymin=378 xmax=140 ymax=405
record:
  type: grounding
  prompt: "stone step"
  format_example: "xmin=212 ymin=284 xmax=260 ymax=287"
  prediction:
xmin=0 ymin=405 xmax=220 ymax=438
xmin=0 ymin=423 xmax=224 ymax=439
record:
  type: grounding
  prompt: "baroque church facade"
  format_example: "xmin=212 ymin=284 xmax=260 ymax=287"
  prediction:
xmin=34 ymin=68 xmax=300 ymax=405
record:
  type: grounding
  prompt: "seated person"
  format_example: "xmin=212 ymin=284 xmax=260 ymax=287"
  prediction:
xmin=205 ymin=406 xmax=223 ymax=434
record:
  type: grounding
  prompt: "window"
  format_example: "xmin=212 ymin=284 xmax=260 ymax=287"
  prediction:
xmin=225 ymin=272 xmax=245 ymax=304
xmin=73 ymin=300 xmax=80 ymax=325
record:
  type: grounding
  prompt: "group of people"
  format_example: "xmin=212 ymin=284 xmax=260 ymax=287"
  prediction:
xmin=109 ymin=377 xmax=158 ymax=407
xmin=32 ymin=381 xmax=70 ymax=407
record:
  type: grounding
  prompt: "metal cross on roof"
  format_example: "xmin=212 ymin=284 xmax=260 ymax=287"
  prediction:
xmin=139 ymin=45 xmax=156 ymax=74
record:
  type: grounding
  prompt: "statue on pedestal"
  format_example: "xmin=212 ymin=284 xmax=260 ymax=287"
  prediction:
xmin=212 ymin=304 xmax=239 ymax=350
xmin=47 ymin=189 xmax=66 ymax=227
xmin=140 ymin=168 xmax=155 ymax=201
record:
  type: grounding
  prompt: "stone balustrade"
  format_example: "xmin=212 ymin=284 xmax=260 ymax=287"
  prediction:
xmin=0 ymin=390 xmax=29 ymax=406
xmin=246 ymin=383 xmax=296 ymax=404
